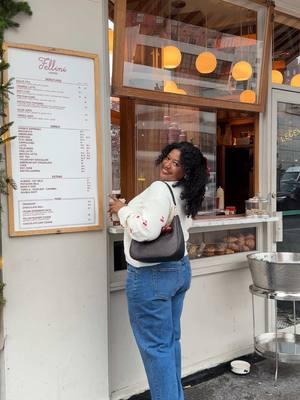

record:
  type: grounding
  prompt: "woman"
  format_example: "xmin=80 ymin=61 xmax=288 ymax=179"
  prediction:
xmin=109 ymin=142 xmax=208 ymax=400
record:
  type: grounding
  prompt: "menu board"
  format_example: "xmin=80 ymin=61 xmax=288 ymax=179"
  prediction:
xmin=4 ymin=43 xmax=103 ymax=236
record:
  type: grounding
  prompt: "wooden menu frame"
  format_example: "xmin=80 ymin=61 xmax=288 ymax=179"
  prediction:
xmin=4 ymin=43 xmax=103 ymax=236
xmin=112 ymin=0 xmax=273 ymax=113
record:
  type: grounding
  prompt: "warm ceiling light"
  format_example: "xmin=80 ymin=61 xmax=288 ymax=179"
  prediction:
xmin=162 ymin=46 xmax=182 ymax=69
xmin=164 ymin=80 xmax=186 ymax=95
xmin=195 ymin=51 xmax=217 ymax=74
xmin=272 ymin=70 xmax=283 ymax=84
xmin=291 ymin=74 xmax=300 ymax=88
xmin=232 ymin=61 xmax=253 ymax=81
xmin=108 ymin=28 xmax=114 ymax=54
xmin=240 ymin=89 xmax=256 ymax=104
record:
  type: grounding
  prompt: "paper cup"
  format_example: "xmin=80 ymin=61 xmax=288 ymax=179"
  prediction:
xmin=230 ymin=360 xmax=250 ymax=375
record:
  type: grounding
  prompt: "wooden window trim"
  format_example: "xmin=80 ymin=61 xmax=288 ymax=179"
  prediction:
xmin=119 ymin=98 xmax=136 ymax=201
xmin=112 ymin=0 xmax=273 ymax=113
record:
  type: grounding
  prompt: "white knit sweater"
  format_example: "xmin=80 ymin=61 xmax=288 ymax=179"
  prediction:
xmin=118 ymin=180 xmax=192 ymax=267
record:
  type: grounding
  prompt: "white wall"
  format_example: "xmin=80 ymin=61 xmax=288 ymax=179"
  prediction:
xmin=1 ymin=1 xmax=111 ymax=399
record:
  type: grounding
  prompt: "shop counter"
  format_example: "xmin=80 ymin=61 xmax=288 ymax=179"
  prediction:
xmin=108 ymin=215 xmax=280 ymax=291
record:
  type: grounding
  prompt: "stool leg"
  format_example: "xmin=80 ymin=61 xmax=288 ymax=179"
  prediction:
xmin=274 ymin=299 xmax=278 ymax=385
xmin=293 ymin=301 xmax=297 ymax=335
xmin=251 ymin=293 xmax=256 ymax=343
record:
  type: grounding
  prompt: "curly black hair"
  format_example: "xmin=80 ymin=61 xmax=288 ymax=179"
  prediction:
xmin=156 ymin=141 xmax=209 ymax=218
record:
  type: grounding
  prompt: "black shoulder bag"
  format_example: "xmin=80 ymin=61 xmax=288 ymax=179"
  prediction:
xmin=129 ymin=182 xmax=185 ymax=263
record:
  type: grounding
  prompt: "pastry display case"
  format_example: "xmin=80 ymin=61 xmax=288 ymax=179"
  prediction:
xmin=187 ymin=227 xmax=256 ymax=260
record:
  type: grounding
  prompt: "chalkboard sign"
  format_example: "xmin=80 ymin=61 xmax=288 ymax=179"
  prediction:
xmin=4 ymin=43 xmax=103 ymax=236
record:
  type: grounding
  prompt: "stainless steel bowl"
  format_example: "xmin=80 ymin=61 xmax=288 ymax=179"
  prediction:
xmin=247 ymin=252 xmax=300 ymax=292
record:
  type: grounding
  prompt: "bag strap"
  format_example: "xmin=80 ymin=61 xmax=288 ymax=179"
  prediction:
xmin=162 ymin=181 xmax=176 ymax=206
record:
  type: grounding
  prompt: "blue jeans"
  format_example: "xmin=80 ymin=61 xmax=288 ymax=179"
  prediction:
xmin=126 ymin=256 xmax=191 ymax=400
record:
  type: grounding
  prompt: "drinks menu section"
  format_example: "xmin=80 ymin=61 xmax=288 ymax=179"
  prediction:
xmin=6 ymin=45 xmax=102 ymax=235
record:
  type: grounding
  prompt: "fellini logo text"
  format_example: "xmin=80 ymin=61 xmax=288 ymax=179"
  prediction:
xmin=38 ymin=57 xmax=67 ymax=73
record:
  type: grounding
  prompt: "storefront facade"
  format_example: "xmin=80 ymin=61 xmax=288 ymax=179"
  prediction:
xmin=1 ymin=1 xmax=300 ymax=400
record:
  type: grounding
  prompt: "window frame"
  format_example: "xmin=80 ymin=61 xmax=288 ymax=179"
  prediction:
xmin=112 ymin=0 xmax=273 ymax=112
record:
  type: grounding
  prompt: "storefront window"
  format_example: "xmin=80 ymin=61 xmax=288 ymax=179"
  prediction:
xmin=109 ymin=2 xmax=258 ymax=214
xmin=272 ymin=12 xmax=300 ymax=87
xmin=120 ymin=100 xmax=216 ymax=211
xmin=276 ymin=101 xmax=300 ymax=252
xmin=112 ymin=0 xmax=272 ymax=111
xmin=134 ymin=102 xmax=216 ymax=208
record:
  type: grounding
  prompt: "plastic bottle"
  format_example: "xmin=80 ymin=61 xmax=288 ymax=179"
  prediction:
xmin=216 ymin=186 xmax=224 ymax=210
xmin=178 ymin=129 xmax=187 ymax=142
xmin=168 ymin=122 xmax=179 ymax=144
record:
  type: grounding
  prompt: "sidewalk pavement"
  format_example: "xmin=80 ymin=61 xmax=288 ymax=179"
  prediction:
xmin=128 ymin=355 xmax=300 ymax=400
xmin=185 ymin=358 xmax=300 ymax=400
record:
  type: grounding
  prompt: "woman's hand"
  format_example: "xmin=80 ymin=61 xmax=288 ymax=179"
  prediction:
xmin=108 ymin=196 xmax=126 ymax=216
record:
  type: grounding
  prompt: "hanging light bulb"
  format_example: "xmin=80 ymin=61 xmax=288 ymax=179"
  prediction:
xmin=108 ymin=28 xmax=114 ymax=54
xmin=195 ymin=51 xmax=217 ymax=74
xmin=240 ymin=89 xmax=256 ymax=104
xmin=272 ymin=69 xmax=283 ymax=84
xmin=291 ymin=74 xmax=300 ymax=88
xmin=162 ymin=46 xmax=182 ymax=69
xmin=232 ymin=61 xmax=253 ymax=81
xmin=195 ymin=13 xmax=217 ymax=75
xmin=232 ymin=9 xmax=253 ymax=82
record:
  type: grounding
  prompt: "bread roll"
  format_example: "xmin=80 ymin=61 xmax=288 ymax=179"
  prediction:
xmin=245 ymin=238 xmax=255 ymax=250
xmin=240 ymin=245 xmax=250 ymax=252
xmin=225 ymin=248 xmax=234 ymax=254
xmin=227 ymin=236 xmax=238 ymax=243
xmin=228 ymin=243 xmax=239 ymax=252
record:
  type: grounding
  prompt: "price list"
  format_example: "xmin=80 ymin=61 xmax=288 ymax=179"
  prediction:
xmin=6 ymin=46 xmax=101 ymax=234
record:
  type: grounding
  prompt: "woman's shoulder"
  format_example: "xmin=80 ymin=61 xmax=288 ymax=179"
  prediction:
xmin=148 ymin=180 xmax=166 ymax=189
xmin=146 ymin=180 xmax=168 ymax=195
xmin=145 ymin=181 xmax=178 ymax=202
xmin=148 ymin=180 xmax=178 ymax=194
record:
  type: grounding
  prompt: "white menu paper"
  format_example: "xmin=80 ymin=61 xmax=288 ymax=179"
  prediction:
xmin=6 ymin=46 xmax=101 ymax=234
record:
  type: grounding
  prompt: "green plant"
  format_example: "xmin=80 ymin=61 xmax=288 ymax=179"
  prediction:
xmin=0 ymin=1 xmax=32 ymax=197
xmin=0 ymin=1 xmax=32 ymax=306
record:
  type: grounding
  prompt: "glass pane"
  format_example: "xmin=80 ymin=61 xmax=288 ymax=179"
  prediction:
xmin=276 ymin=101 xmax=300 ymax=252
xmin=273 ymin=12 xmax=300 ymax=87
xmin=111 ymin=97 xmax=120 ymax=191
xmin=134 ymin=102 xmax=216 ymax=214
xmin=123 ymin=0 xmax=266 ymax=105
xmin=188 ymin=227 xmax=256 ymax=259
